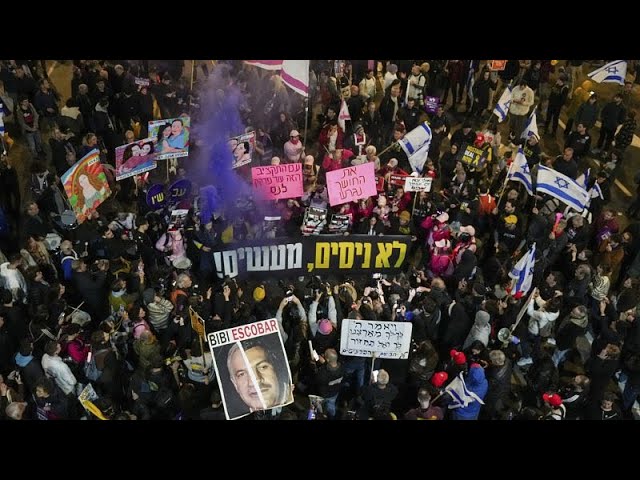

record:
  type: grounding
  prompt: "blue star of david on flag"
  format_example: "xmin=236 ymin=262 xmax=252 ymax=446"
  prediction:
xmin=536 ymin=165 xmax=589 ymax=212
xmin=588 ymin=60 xmax=627 ymax=86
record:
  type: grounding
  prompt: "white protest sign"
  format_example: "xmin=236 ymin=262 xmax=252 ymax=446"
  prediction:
xmin=339 ymin=319 xmax=413 ymax=359
xmin=404 ymin=176 xmax=433 ymax=192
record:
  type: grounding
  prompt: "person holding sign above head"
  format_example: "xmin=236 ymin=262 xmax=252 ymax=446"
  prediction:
xmin=226 ymin=337 xmax=293 ymax=414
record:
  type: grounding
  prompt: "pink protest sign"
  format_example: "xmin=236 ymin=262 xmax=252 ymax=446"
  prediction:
xmin=326 ymin=161 xmax=377 ymax=206
xmin=251 ymin=163 xmax=303 ymax=200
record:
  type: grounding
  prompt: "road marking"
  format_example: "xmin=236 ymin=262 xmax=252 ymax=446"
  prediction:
xmin=559 ymin=118 xmax=633 ymax=197
xmin=47 ymin=61 xmax=58 ymax=77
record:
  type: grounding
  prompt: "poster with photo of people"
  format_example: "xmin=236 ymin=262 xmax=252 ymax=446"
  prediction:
xmin=115 ymin=137 xmax=158 ymax=180
xmin=229 ymin=131 xmax=256 ymax=169
xmin=148 ymin=116 xmax=190 ymax=160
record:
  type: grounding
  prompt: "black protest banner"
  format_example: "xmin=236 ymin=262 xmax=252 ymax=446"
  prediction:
xmin=460 ymin=145 xmax=485 ymax=168
xmin=211 ymin=235 xmax=411 ymax=279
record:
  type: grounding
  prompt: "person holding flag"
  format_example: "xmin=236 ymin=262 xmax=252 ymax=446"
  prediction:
xmin=493 ymin=83 xmax=513 ymax=123
xmin=516 ymin=286 xmax=562 ymax=367
xmin=508 ymin=148 xmax=533 ymax=196
xmin=521 ymin=106 xmax=539 ymax=142
xmin=398 ymin=121 xmax=432 ymax=174
xmin=445 ymin=365 xmax=487 ymax=420
xmin=536 ymin=164 xmax=589 ymax=212
xmin=509 ymin=243 xmax=536 ymax=300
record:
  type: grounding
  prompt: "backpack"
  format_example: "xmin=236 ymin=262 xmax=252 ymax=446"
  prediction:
xmin=84 ymin=348 xmax=110 ymax=382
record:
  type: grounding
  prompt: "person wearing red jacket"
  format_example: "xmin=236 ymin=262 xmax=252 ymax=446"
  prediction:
xmin=318 ymin=121 xmax=344 ymax=155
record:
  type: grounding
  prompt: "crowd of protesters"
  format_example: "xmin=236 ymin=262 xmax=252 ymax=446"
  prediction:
xmin=0 ymin=58 xmax=639 ymax=420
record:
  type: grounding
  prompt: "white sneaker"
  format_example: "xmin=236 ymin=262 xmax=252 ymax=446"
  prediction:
xmin=517 ymin=357 xmax=533 ymax=367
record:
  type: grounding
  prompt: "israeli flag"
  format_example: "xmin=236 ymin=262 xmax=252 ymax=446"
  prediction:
xmin=589 ymin=182 xmax=604 ymax=201
xmin=445 ymin=372 xmax=485 ymax=409
xmin=508 ymin=147 xmax=533 ymax=195
xmin=521 ymin=108 xmax=539 ymax=140
xmin=576 ymin=168 xmax=591 ymax=190
xmin=509 ymin=243 xmax=536 ymax=296
xmin=588 ymin=60 xmax=627 ymax=86
xmin=399 ymin=121 xmax=432 ymax=174
xmin=536 ymin=165 xmax=589 ymax=212
xmin=493 ymin=85 xmax=512 ymax=123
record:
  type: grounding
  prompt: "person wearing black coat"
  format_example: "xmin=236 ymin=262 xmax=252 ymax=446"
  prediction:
xmin=0 ymin=313 xmax=15 ymax=376
xmin=71 ymin=261 xmax=109 ymax=326
xmin=554 ymin=306 xmax=589 ymax=362
xmin=439 ymin=298 xmax=473 ymax=356
xmin=471 ymin=70 xmax=497 ymax=118
xmin=597 ymin=94 xmax=625 ymax=152
xmin=449 ymin=122 xmax=475 ymax=150
xmin=362 ymin=100 xmax=384 ymax=149
xmin=544 ymin=77 xmax=569 ymax=136
xmin=482 ymin=350 xmax=512 ymax=419
xmin=378 ymin=80 xmax=402 ymax=145
xmin=587 ymin=344 xmax=620 ymax=409
xmin=13 ymin=339 xmax=45 ymax=395
xmin=33 ymin=377 xmax=69 ymax=420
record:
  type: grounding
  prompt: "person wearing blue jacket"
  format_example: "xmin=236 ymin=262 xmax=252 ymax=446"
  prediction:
xmin=451 ymin=363 xmax=488 ymax=420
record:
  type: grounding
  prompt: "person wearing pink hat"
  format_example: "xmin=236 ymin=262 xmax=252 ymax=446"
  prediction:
xmin=308 ymin=287 xmax=338 ymax=356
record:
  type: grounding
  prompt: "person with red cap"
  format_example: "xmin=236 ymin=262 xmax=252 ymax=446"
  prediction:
xmin=541 ymin=392 xmax=566 ymax=420
xmin=445 ymin=349 xmax=468 ymax=380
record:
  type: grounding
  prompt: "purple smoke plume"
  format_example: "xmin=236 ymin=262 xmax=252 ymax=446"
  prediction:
xmin=192 ymin=64 xmax=253 ymax=222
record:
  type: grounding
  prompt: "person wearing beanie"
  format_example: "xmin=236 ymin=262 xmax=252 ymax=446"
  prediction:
xmin=450 ymin=122 xmax=476 ymax=150
xmin=450 ymin=364 xmax=488 ymax=420
xmin=390 ymin=208 xmax=417 ymax=240
xmin=308 ymin=288 xmax=338 ymax=355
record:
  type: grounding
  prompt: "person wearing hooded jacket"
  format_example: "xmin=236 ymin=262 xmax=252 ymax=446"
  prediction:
xmin=463 ymin=310 xmax=491 ymax=350
xmin=450 ymin=363 xmax=488 ymax=420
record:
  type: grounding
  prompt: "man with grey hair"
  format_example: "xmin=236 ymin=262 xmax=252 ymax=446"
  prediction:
xmin=170 ymin=273 xmax=192 ymax=317
xmin=226 ymin=338 xmax=293 ymax=417
xmin=482 ymin=350 xmax=512 ymax=419
xmin=359 ymin=369 xmax=399 ymax=419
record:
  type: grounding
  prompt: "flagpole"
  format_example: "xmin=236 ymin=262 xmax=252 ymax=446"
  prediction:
xmin=510 ymin=288 xmax=537 ymax=334
xmin=496 ymin=161 xmax=514 ymax=209
xmin=303 ymin=62 xmax=310 ymax=151
xmin=377 ymin=141 xmax=398 ymax=158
